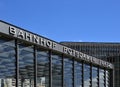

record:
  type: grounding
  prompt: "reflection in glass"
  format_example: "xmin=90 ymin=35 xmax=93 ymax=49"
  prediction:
xmin=92 ymin=67 xmax=98 ymax=87
xmin=106 ymin=70 xmax=110 ymax=87
xmin=64 ymin=58 xmax=73 ymax=87
xmin=74 ymin=61 xmax=82 ymax=87
xmin=52 ymin=54 xmax=62 ymax=87
xmin=0 ymin=38 xmax=16 ymax=87
xmin=19 ymin=44 xmax=34 ymax=87
xmin=37 ymin=49 xmax=49 ymax=87
xmin=99 ymin=69 xmax=105 ymax=87
xmin=84 ymin=64 xmax=90 ymax=87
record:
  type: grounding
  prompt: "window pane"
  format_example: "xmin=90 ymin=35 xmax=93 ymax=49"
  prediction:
xmin=0 ymin=38 xmax=16 ymax=87
xmin=52 ymin=53 xmax=62 ymax=87
xmin=84 ymin=64 xmax=90 ymax=87
xmin=99 ymin=69 xmax=105 ymax=87
xmin=64 ymin=58 xmax=73 ymax=87
xmin=92 ymin=67 xmax=98 ymax=87
xmin=19 ymin=44 xmax=34 ymax=87
xmin=37 ymin=49 xmax=49 ymax=87
xmin=74 ymin=61 xmax=82 ymax=87
xmin=106 ymin=70 xmax=110 ymax=87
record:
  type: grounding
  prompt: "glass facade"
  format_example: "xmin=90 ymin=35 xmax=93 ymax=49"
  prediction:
xmin=0 ymin=36 xmax=113 ymax=87
xmin=105 ymin=70 xmax=110 ymax=87
xmin=37 ymin=49 xmax=49 ymax=87
xmin=64 ymin=58 xmax=73 ymax=87
xmin=74 ymin=61 xmax=82 ymax=87
xmin=84 ymin=64 xmax=90 ymax=87
xmin=61 ymin=42 xmax=117 ymax=87
xmin=99 ymin=69 xmax=105 ymax=87
xmin=19 ymin=44 xmax=34 ymax=87
xmin=0 ymin=38 xmax=16 ymax=87
xmin=92 ymin=67 xmax=98 ymax=87
xmin=0 ymin=21 xmax=114 ymax=87
xmin=52 ymin=53 xmax=62 ymax=87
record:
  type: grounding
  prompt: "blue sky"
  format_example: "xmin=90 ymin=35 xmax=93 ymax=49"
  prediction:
xmin=0 ymin=0 xmax=120 ymax=42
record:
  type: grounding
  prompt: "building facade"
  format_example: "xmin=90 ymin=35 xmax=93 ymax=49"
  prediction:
xmin=0 ymin=20 xmax=114 ymax=87
xmin=61 ymin=42 xmax=120 ymax=87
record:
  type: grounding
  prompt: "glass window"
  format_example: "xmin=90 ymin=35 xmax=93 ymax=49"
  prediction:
xmin=64 ymin=58 xmax=73 ymax=87
xmin=92 ymin=67 xmax=98 ymax=87
xmin=37 ymin=49 xmax=49 ymax=87
xmin=0 ymin=38 xmax=16 ymax=87
xmin=74 ymin=61 xmax=82 ymax=87
xmin=52 ymin=53 xmax=62 ymax=87
xmin=105 ymin=70 xmax=110 ymax=87
xmin=99 ymin=69 xmax=105 ymax=87
xmin=84 ymin=64 xmax=90 ymax=87
xmin=19 ymin=44 xmax=34 ymax=87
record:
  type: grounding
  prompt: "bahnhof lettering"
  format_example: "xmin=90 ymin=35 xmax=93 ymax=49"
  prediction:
xmin=0 ymin=20 xmax=114 ymax=87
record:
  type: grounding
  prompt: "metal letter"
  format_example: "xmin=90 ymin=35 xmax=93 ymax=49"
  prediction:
xmin=9 ymin=26 xmax=16 ymax=35
xmin=17 ymin=30 xmax=24 ymax=39
xmin=63 ymin=47 xmax=67 ymax=53
xmin=46 ymin=40 xmax=52 ymax=48
xmin=33 ymin=35 xmax=39 ymax=44
xmin=40 ymin=37 xmax=46 ymax=46
xmin=25 ymin=32 xmax=32 ymax=41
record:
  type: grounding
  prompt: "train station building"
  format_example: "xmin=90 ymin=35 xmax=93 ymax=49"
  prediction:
xmin=0 ymin=20 xmax=114 ymax=87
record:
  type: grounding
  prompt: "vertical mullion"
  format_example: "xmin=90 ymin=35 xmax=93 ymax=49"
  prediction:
xmin=110 ymin=69 xmax=114 ymax=87
xmin=34 ymin=46 xmax=37 ymax=87
xmin=104 ymin=69 xmax=106 ymax=87
xmin=49 ymin=50 xmax=52 ymax=87
xmin=105 ymin=69 xmax=106 ymax=87
xmin=62 ymin=54 xmax=64 ymax=87
xmin=98 ymin=67 xmax=100 ymax=87
xmin=15 ymin=39 xmax=19 ymax=87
